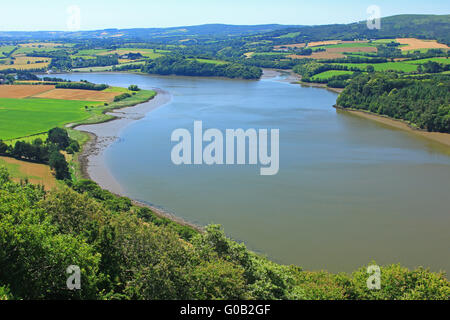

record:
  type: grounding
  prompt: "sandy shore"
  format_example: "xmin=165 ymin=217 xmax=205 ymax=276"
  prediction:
xmin=75 ymin=89 xmax=170 ymax=194
xmin=335 ymin=106 xmax=450 ymax=148
xmin=75 ymin=88 xmax=204 ymax=231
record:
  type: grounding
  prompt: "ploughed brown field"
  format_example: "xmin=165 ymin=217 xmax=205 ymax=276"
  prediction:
xmin=0 ymin=85 xmax=55 ymax=98
xmin=326 ymin=46 xmax=377 ymax=53
xmin=396 ymin=38 xmax=450 ymax=51
xmin=288 ymin=51 xmax=345 ymax=60
xmin=32 ymin=88 xmax=119 ymax=102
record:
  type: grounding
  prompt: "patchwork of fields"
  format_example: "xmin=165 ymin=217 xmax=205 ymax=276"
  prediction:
xmin=33 ymin=88 xmax=119 ymax=101
xmin=273 ymin=38 xmax=448 ymax=62
xmin=0 ymin=55 xmax=51 ymax=70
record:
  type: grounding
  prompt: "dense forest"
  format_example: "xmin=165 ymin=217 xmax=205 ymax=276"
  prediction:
xmin=0 ymin=166 xmax=449 ymax=300
xmin=337 ymin=73 xmax=450 ymax=133
xmin=142 ymin=55 xmax=262 ymax=79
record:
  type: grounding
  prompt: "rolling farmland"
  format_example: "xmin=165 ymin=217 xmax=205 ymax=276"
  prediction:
xmin=0 ymin=97 xmax=100 ymax=140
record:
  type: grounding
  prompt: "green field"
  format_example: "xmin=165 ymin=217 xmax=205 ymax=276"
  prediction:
xmin=371 ymin=39 xmax=398 ymax=44
xmin=190 ymin=58 xmax=229 ymax=65
xmin=0 ymin=98 xmax=99 ymax=140
xmin=0 ymin=88 xmax=157 ymax=142
xmin=102 ymin=86 xmax=133 ymax=93
xmin=74 ymin=48 xmax=166 ymax=59
xmin=401 ymin=48 xmax=434 ymax=54
xmin=14 ymin=46 xmax=62 ymax=55
xmin=311 ymin=70 xmax=354 ymax=80
xmin=72 ymin=65 xmax=116 ymax=72
xmin=404 ymin=57 xmax=450 ymax=65
xmin=331 ymin=62 xmax=418 ymax=72
xmin=4 ymin=133 xmax=48 ymax=146
xmin=0 ymin=46 xmax=17 ymax=57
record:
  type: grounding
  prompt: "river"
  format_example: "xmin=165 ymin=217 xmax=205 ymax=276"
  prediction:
xmin=57 ymin=72 xmax=450 ymax=273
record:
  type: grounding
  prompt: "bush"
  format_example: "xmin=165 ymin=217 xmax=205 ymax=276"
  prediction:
xmin=343 ymin=263 xmax=450 ymax=300
xmin=114 ymin=93 xmax=132 ymax=102
xmin=128 ymin=85 xmax=141 ymax=91
xmin=55 ymin=82 xmax=109 ymax=91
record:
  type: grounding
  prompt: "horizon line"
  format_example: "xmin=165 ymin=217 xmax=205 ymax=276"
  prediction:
xmin=0 ymin=13 xmax=448 ymax=33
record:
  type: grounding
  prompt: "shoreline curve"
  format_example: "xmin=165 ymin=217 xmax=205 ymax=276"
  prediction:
xmin=73 ymin=88 xmax=204 ymax=231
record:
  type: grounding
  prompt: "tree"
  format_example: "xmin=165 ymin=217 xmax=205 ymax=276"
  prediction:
xmin=417 ymin=65 xmax=423 ymax=73
xmin=366 ymin=65 xmax=375 ymax=73
xmin=49 ymin=150 xmax=70 ymax=180
xmin=0 ymin=141 xmax=7 ymax=154
xmin=47 ymin=127 xmax=70 ymax=150
xmin=128 ymin=85 xmax=141 ymax=91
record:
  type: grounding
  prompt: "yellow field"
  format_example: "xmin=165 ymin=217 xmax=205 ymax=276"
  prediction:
xmin=396 ymin=38 xmax=450 ymax=51
xmin=307 ymin=40 xmax=341 ymax=47
xmin=0 ymin=85 xmax=55 ymax=98
xmin=118 ymin=58 xmax=134 ymax=63
xmin=0 ymin=56 xmax=51 ymax=70
xmin=0 ymin=156 xmax=57 ymax=190
xmin=32 ymin=88 xmax=119 ymax=102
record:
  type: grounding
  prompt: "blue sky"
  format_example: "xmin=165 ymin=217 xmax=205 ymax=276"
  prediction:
xmin=0 ymin=0 xmax=449 ymax=31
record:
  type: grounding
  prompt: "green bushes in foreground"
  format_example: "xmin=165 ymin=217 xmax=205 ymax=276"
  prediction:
xmin=0 ymin=166 xmax=448 ymax=300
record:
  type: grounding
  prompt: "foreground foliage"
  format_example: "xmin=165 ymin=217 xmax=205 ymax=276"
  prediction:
xmin=0 ymin=167 xmax=448 ymax=300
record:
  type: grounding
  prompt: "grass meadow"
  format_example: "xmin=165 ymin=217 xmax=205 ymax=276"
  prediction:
xmin=0 ymin=98 xmax=99 ymax=140
xmin=311 ymin=70 xmax=354 ymax=80
xmin=331 ymin=62 xmax=418 ymax=72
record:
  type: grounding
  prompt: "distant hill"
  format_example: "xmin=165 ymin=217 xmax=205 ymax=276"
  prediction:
xmin=1 ymin=15 xmax=448 ymax=44
xmin=260 ymin=15 xmax=450 ymax=45
xmin=0 ymin=24 xmax=302 ymax=41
